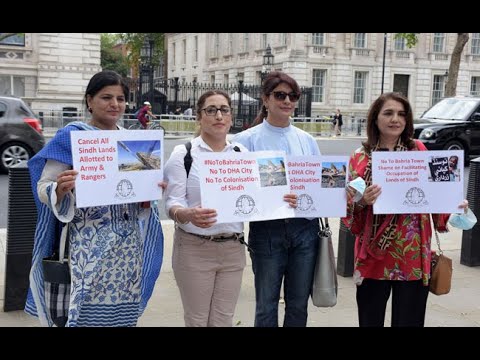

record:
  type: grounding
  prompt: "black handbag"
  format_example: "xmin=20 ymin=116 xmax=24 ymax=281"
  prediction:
xmin=42 ymin=222 xmax=71 ymax=327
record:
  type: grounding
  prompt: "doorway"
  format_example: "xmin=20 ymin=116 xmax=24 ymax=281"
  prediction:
xmin=393 ymin=74 xmax=410 ymax=97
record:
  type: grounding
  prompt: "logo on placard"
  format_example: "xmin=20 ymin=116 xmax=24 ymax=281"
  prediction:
xmin=403 ymin=187 xmax=427 ymax=206
xmin=115 ymin=179 xmax=135 ymax=200
xmin=297 ymin=193 xmax=315 ymax=212
xmin=234 ymin=194 xmax=258 ymax=217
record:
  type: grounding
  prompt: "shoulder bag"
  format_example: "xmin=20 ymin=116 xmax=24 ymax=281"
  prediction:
xmin=429 ymin=230 xmax=453 ymax=296
xmin=311 ymin=218 xmax=338 ymax=307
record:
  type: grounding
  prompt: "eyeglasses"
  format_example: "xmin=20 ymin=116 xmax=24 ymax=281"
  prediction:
xmin=272 ymin=91 xmax=300 ymax=102
xmin=202 ymin=106 xmax=232 ymax=116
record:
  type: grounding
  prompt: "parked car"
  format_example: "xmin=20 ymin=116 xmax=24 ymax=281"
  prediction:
xmin=0 ymin=96 xmax=45 ymax=173
xmin=414 ymin=96 xmax=480 ymax=163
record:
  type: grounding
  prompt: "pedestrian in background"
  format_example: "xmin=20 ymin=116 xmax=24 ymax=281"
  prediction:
xmin=26 ymin=70 xmax=165 ymax=327
xmin=344 ymin=92 xmax=468 ymax=327
xmin=137 ymin=101 xmax=157 ymax=129
xmin=234 ymin=71 xmax=320 ymax=327
xmin=333 ymin=108 xmax=343 ymax=136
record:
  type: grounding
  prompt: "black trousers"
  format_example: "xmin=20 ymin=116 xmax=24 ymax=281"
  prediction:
xmin=356 ymin=279 xmax=429 ymax=327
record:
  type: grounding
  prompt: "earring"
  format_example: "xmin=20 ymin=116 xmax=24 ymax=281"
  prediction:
xmin=88 ymin=107 xmax=92 ymax=113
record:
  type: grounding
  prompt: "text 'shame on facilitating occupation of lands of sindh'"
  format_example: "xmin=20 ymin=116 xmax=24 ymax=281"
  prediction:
xmin=372 ymin=150 xmax=464 ymax=215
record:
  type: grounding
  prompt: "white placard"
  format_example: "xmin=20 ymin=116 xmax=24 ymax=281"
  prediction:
xmin=198 ymin=151 xmax=295 ymax=223
xmin=288 ymin=155 xmax=349 ymax=217
xmin=372 ymin=150 xmax=464 ymax=214
xmin=71 ymin=130 xmax=164 ymax=208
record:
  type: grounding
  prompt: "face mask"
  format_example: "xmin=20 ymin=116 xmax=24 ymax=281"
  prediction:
xmin=347 ymin=177 xmax=366 ymax=203
xmin=448 ymin=208 xmax=477 ymax=230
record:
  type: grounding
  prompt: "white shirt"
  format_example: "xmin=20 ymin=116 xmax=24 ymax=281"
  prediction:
xmin=164 ymin=136 xmax=248 ymax=236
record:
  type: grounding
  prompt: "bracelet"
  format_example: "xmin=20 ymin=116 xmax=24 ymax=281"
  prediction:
xmin=173 ymin=207 xmax=190 ymax=225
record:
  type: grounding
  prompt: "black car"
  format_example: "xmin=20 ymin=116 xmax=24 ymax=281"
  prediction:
xmin=414 ymin=97 xmax=480 ymax=162
xmin=0 ymin=96 xmax=45 ymax=173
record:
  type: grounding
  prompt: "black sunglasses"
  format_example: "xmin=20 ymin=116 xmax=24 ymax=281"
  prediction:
xmin=272 ymin=91 xmax=300 ymax=102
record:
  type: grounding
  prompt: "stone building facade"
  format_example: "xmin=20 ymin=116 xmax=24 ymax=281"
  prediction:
xmin=166 ymin=33 xmax=480 ymax=117
xmin=0 ymin=33 xmax=101 ymax=112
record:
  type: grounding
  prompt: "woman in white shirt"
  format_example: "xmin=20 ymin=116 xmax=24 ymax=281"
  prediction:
xmin=164 ymin=90 xmax=297 ymax=326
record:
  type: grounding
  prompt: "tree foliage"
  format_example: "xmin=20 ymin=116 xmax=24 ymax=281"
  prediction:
xmin=395 ymin=33 xmax=470 ymax=97
xmin=100 ymin=33 xmax=130 ymax=77
xmin=119 ymin=33 xmax=164 ymax=68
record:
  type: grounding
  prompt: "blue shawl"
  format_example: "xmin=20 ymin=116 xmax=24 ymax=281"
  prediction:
xmin=25 ymin=122 xmax=164 ymax=326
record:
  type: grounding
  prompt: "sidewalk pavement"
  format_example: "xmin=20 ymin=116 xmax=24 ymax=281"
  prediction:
xmin=1 ymin=218 xmax=480 ymax=327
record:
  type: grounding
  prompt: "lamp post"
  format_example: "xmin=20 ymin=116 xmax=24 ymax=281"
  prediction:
xmin=260 ymin=44 xmax=274 ymax=84
xmin=139 ymin=36 xmax=155 ymax=108
xmin=381 ymin=33 xmax=387 ymax=94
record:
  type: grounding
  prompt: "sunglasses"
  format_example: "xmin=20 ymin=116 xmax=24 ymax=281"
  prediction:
xmin=272 ymin=91 xmax=300 ymax=102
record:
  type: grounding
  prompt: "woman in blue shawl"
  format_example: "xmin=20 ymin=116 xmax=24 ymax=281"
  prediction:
xmin=25 ymin=70 xmax=164 ymax=326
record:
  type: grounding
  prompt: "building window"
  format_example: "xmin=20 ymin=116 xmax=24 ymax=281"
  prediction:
xmin=262 ymin=34 xmax=267 ymax=49
xmin=433 ymin=33 xmax=445 ymax=53
xmin=194 ymin=36 xmax=198 ymax=62
xmin=210 ymin=75 xmax=215 ymax=84
xmin=354 ymin=33 xmax=366 ymax=48
xmin=0 ymin=75 xmax=25 ymax=97
xmin=280 ymin=33 xmax=287 ymax=46
xmin=470 ymin=76 xmax=480 ymax=96
xmin=0 ymin=33 xmax=25 ymax=46
xmin=182 ymin=39 xmax=186 ymax=66
xmin=312 ymin=33 xmax=325 ymax=46
xmin=432 ymin=74 xmax=445 ymax=105
xmin=215 ymin=33 xmax=220 ymax=57
xmin=172 ymin=43 xmax=176 ymax=66
xmin=394 ymin=35 xmax=406 ymax=51
xmin=224 ymin=74 xmax=229 ymax=85
xmin=228 ymin=34 xmax=233 ymax=54
xmin=243 ymin=33 xmax=249 ymax=52
xmin=312 ymin=69 xmax=326 ymax=103
xmin=353 ymin=71 xmax=367 ymax=104
xmin=471 ymin=33 xmax=480 ymax=55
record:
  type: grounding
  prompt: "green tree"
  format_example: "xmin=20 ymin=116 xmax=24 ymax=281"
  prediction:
xmin=119 ymin=33 xmax=164 ymax=69
xmin=100 ymin=33 xmax=130 ymax=77
xmin=395 ymin=33 xmax=469 ymax=97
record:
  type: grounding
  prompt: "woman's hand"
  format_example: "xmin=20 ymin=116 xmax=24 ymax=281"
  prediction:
xmin=158 ymin=181 xmax=167 ymax=193
xmin=361 ymin=184 xmax=381 ymax=206
xmin=458 ymin=199 xmax=469 ymax=214
xmin=188 ymin=206 xmax=217 ymax=228
xmin=284 ymin=193 xmax=298 ymax=208
xmin=55 ymin=169 xmax=78 ymax=202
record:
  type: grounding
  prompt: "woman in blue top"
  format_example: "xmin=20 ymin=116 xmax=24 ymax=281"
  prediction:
xmin=234 ymin=71 xmax=321 ymax=327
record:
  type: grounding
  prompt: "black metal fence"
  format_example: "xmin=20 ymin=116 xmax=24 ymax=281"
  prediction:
xmin=138 ymin=78 xmax=312 ymax=132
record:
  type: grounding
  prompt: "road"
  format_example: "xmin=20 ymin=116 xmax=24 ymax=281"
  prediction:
xmin=0 ymin=137 xmax=471 ymax=228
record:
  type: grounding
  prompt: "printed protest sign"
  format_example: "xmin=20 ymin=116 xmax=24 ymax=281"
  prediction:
xmin=372 ymin=150 xmax=463 ymax=214
xmin=71 ymin=130 xmax=164 ymax=208
xmin=198 ymin=150 xmax=295 ymax=223
xmin=287 ymin=155 xmax=349 ymax=217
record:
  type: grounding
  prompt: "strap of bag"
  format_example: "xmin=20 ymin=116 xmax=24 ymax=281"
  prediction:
xmin=184 ymin=141 xmax=241 ymax=178
xmin=59 ymin=222 xmax=69 ymax=262
xmin=184 ymin=141 xmax=193 ymax=178
xmin=319 ymin=218 xmax=331 ymax=236
xmin=434 ymin=229 xmax=443 ymax=256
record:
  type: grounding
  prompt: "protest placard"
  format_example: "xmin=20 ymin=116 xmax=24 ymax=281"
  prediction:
xmin=372 ymin=150 xmax=463 ymax=214
xmin=71 ymin=129 xmax=164 ymax=208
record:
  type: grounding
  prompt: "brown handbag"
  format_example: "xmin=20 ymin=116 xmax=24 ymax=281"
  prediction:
xmin=429 ymin=230 xmax=453 ymax=296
